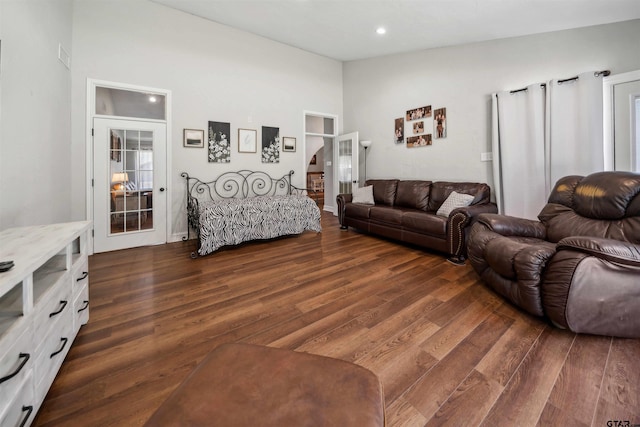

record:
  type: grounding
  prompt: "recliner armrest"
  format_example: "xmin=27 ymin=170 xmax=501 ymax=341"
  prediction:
xmin=476 ymin=213 xmax=547 ymax=239
xmin=557 ymin=237 xmax=640 ymax=266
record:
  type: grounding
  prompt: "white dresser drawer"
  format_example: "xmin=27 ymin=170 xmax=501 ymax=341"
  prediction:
xmin=0 ymin=372 xmax=35 ymax=427
xmin=34 ymin=308 xmax=73 ymax=404
xmin=0 ymin=326 xmax=34 ymax=416
xmin=33 ymin=282 xmax=71 ymax=345
xmin=73 ymin=283 xmax=90 ymax=333
xmin=72 ymin=258 xmax=89 ymax=293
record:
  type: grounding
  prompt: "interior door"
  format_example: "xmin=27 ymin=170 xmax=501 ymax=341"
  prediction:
xmin=93 ymin=118 xmax=167 ymax=252
xmin=334 ymin=132 xmax=359 ymax=202
xmin=613 ymin=79 xmax=640 ymax=172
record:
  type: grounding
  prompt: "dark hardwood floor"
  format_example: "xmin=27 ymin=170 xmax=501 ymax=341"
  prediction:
xmin=34 ymin=212 xmax=640 ymax=426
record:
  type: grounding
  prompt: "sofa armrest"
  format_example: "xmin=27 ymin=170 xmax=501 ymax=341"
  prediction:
xmin=557 ymin=237 xmax=640 ymax=266
xmin=446 ymin=203 xmax=499 ymax=259
xmin=476 ymin=213 xmax=547 ymax=239
xmin=336 ymin=193 xmax=353 ymax=227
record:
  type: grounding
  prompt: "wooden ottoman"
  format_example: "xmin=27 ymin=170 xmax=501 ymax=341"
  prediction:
xmin=144 ymin=343 xmax=385 ymax=427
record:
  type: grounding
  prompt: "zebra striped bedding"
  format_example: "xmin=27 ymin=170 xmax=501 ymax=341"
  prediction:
xmin=198 ymin=194 xmax=322 ymax=255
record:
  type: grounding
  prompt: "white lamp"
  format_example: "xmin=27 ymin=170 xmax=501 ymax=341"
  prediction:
xmin=360 ymin=140 xmax=372 ymax=181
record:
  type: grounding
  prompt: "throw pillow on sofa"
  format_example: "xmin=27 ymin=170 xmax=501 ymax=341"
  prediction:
xmin=352 ymin=185 xmax=375 ymax=205
xmin=437 ymin=191 xmax=474 ymax=217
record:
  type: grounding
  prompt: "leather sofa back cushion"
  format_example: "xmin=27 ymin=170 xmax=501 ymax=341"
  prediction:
xmin=366 ymin=179 xmax=399 ymax=206
xmin=395 ymin=180 xmax=432 ymax=211
xmin=427 ymin=182 xmax=491 ymax=212
xmin=540 ymin=172 xmax=640 ymax=243
xmin=548 ymin=172 xmax=640 ymax=219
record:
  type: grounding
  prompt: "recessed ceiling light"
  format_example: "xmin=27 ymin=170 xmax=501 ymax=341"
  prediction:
xmin=376 ymin=27 xmax=386 ymax=35
xmin=149 ymin=95 xmax=157 ymax=103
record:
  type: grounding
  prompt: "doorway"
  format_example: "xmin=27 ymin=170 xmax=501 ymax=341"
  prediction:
xmin=87 ymin=79 xmax=171 ymax=253
xmin=304 ymin=112 xmax=337 ymax=213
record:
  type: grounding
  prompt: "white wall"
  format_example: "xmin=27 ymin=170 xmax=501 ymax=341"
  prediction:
xmin=343 ymin=19 xmax=640 ymax=191
xmin=70 ymin=0 xmax=343 ymax=238
xmin=0 ymin=0 xmax=73 ymax=230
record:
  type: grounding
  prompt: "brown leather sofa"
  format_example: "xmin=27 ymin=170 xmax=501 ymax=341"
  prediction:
xmin=468 ymin=171 xmax=640 ymax=338
xmin=337 ymin=179 xmax=497 ymax=263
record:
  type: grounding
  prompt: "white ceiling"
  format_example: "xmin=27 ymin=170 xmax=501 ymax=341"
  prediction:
xmin=151 ymin=0 xmax=640 ymax=61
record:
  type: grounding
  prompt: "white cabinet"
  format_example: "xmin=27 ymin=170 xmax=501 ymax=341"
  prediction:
xmin=0 ymin=221 xmax=91 ymax=427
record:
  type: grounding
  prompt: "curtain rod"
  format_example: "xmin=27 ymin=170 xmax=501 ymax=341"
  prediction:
xmin=509 ymin=83 xmax=546 ymax=94
xmin=509 ymin=70 xmax=610 ymax=92
xmin=558 ymin=70 xmax=610 ymax=84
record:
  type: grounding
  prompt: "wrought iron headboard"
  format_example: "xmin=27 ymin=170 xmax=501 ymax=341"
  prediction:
xmin=181 ymin=170 xmax=310 ymax=243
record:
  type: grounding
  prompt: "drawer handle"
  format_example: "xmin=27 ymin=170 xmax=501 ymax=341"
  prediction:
xmin=77 ymin=271 xmax=89 ymax=281
xmin=0 ymin=353 xmax=30 ymax=384
xmin=50 ymin=337 xmax=69 ymax=358
xmin=49 ymin=300 xmax=68 ymax=317
xmin=19 ymin=405 xmax=33 ymax=427
xmin=78 ymin=300 xmax=89 ymax=313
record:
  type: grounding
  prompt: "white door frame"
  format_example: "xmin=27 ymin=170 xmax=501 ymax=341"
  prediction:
xmin=603 ymin=69 xmax=640 ymax=171
xmin=85 ymin=78 xmax=172 ymax=254
xmin=303 ymin=110 xmax=339 ymax=213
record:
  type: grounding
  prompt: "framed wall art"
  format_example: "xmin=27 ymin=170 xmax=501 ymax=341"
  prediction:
xmin=434 ymin=107 xmax=447 ymax=139
xmin=238 ymin=128 xmax=257 ymax=153
xmin=405 ymin=105 xmax=432 ymax=121
xmin=282 ymin=136 xmax=296 ymax=152
xmin=394 ymin=118 xmax=404 ymax=144
xmin=208 ymin=121 xmax=231 ymax=163
xmin=407 ymin=134 xmax=432 ymax=148
xmin=261 ymin=126 xmax=280 ymax=163
xmin=183 ymin=129 xmax=204 ymax=148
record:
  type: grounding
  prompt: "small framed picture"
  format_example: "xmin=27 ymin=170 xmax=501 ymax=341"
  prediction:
xmin=183 ymin=129 xmax=204 ymax=148
xmin=238 ymin=128 xmax=257 ymax=153
xmin=282 ymin=136 xmax=296 ymax=152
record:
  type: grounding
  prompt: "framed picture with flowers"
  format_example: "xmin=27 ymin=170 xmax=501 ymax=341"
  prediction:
xmin=261 ymin=126 xmax=280 ymax=163
xmin=208 ymin=121 xmax=231 ymax=163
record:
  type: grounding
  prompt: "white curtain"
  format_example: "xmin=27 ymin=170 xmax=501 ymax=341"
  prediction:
xmin=493 ymin=71 xmax=605 ymax=219
xmin=548 ymin=71 xmax=604 ymax=185
xmin=492 ymin=84 xmax=547 ymax=219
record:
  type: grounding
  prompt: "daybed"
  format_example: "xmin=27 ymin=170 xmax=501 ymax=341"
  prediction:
xmin=337 ymin=179 xmax=497 ymax=263
xmin=467 ymin=171 xmax=640 ymax=338
xmin=182 ymin=170 xmax=321 ymax=257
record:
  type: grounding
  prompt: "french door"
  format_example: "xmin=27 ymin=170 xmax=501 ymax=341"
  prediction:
xmin=334 ymin=132 xmax=359 ymax=200
xmin=93 ymin=118 xmax=167 ymax=252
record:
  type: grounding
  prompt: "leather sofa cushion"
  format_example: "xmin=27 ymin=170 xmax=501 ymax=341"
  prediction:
xmin=345 ymin=203 xmax=371 ymax=220
xmin=402 ymin=211 xmax=446 ymax=236
xmin=366 ymin=179 xmax=399 ymax=206
xmin=548 ymin=172 xmax=640 ymax=219
xmin=427 ymin=182 xmax=491 ymax=212
xmin=395 ymin=180 xmax=431 ymax=211
xmin=370 ymin=206 xmax=403 ymax=225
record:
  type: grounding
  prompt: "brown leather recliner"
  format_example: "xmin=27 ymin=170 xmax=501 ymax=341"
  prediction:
xmin=468 ymin=171 xmax=640 ymax=338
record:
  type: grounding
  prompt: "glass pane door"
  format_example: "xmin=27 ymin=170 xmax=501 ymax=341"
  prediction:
xmin=335 ymin=132 xmax=359 ymax=195
xmin=338 ymin=138 xmax=353 ymax=194
xmin=94 ymin=118 xmax=166 ymax=253
xmin=109 ymin=129 xmax=154 ymax=234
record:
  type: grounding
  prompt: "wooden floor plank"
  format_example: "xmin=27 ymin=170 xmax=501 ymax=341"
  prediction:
xmin=480 ymin=327 xmax=575 ymax=427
